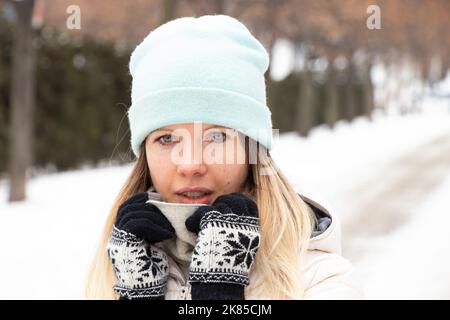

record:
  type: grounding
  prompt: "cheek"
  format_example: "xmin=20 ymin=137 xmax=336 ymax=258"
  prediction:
xmin=219 ymin=164 xmax=248 ymax=193
xmin=146 ymin=152 xmax=173 ymax=185
xmin=218 ymin=138 xmax=248 ymax=192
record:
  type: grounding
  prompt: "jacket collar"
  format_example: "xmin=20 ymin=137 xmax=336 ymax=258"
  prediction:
xmin=300 ymin=193 xmax=342 ymax=255
xmin=299 ymin=194 xmax=332 ymax=238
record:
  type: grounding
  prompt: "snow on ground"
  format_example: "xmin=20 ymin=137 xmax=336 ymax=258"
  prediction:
xmin=0 ymin=92 xmax=449 ymax=298
xmin=0 ymin=165 xmax=132 ymax=299
xmin=271 ymin=107 xmax=450 ymax=222
xmin=355 ymin=171 xmax=450 ymax=299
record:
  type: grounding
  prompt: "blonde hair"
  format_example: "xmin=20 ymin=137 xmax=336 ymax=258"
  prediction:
xmin=85 ymin=138 xmax=315 ymax=299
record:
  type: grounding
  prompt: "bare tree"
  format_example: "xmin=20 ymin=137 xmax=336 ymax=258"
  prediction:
xmin=161 ymin=0 xmax=177 ymax=24
xmin=325 ymin=57 xmax=340 ymax=128
xmin=7 ymin=0 xmax=37 ymax=202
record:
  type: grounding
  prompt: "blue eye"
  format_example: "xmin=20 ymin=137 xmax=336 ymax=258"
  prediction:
xmin=156 ymin=134 xmax=179 ymax=145
xmin=206 ymin=132 xmax=227 ymax=143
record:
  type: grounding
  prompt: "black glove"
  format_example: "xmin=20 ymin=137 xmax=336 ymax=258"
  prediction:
xmin=185 ymin=193 xmax=260 ymax=300
xmin=107 ymin=192 xmax=175 ymax=300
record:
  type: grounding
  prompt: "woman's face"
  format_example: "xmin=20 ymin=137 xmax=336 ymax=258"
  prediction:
xmin=145 ymin=123 xmax=249 ymax=205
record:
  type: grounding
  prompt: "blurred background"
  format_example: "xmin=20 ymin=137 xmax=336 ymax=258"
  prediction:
xmin=0 ymin=0 xmax=449 ymax=299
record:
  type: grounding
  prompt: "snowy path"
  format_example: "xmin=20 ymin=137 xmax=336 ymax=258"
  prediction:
xmin=339 ymin=131 xmax=450 ymax=299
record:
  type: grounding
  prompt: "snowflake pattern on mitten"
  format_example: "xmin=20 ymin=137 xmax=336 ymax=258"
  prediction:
xmin=107 ymin=226 xmax=169 ymax=299
xmin=188 ymin=211 xmax=260 ymax=286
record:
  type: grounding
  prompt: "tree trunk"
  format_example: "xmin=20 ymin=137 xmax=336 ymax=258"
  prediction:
xmin=325 ymin=63 xmax=339 ymax=128
xmin=344 ymin=61 xmax=356 ymax=122
xmin=161 ymin=0 xmax=176 ymax=24
xmin=213 ymin=0 xmax=224 ymax=14
xmin=361 ymin=60 xmax=375 ymax=120
xmin=296 ymin=67 xmax=314 ymax=136
xmin=8 ymin=0 xmax=37 ymax=202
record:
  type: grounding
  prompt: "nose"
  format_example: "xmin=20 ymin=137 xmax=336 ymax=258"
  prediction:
xmin=177 ymin=162 xmax=207 ymax=177
xmin=176 ymin=142 xmax=207 ymax=177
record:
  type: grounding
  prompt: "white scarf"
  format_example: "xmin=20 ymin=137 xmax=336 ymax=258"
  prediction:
xmin=146 ymin=187 xmax=206 ymax=274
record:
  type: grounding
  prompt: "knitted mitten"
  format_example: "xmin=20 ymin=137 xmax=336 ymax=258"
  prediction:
xmin=185 ymin=193 xmax=260 ymax=300
xmin=107 ymin=192 xmax=175 ymax=300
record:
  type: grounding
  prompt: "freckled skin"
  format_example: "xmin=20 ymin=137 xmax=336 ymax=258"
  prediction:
xmin=145 ymin=123 xmax=249 ymax=204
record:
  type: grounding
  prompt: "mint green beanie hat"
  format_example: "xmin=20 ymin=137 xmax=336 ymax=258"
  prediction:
xmin=128 ymin=14 xmax=273 ymax=157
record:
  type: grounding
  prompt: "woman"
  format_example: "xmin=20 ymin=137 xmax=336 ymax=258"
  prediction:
xmin=85 ymin=14 xmax=363 ymax=300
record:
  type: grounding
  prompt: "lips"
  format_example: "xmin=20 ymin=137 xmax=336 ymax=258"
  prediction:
xmin=175 ymin=187 xmax=213 ymax=204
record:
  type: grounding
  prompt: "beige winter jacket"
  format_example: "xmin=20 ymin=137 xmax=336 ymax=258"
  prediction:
xmin=147 ymin=191 xmax=364 ymax=300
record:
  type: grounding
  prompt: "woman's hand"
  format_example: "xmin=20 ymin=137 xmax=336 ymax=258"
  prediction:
xmin=107 ymin=192 xmax=175 ymax=300
xmin=185 ymin=193 xmax=260 ymax=300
